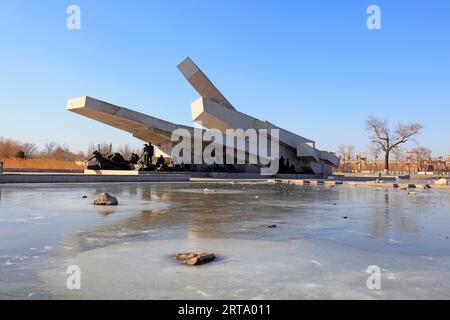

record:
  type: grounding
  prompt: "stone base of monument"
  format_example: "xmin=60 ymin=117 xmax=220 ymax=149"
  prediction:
xmin=0 ymin=172 xmax=189 ymax=184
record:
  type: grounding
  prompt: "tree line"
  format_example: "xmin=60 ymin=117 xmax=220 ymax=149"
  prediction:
xmin=0 ymin=137 xmax=141 ymax=162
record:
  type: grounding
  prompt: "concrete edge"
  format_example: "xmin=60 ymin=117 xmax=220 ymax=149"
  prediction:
xmin=0 ymin=174 xmax=190 ymax=184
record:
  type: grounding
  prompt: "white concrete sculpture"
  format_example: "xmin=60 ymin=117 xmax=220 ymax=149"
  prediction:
xmin=177 ymin=57 xmax=339 ymax=175
xmin=67 ymin=57 xmax=339 ymax=176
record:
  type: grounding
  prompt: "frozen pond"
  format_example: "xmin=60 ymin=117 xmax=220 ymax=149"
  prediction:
xmin=0 ymin=182 xmax=449 ymax=299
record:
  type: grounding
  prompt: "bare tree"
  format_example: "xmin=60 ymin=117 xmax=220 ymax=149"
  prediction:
xmin=43 ymin=142 xmax=58 ymax=158
xmin=337 ymin=144 xmax=354 ymax=161
xmin=393 ymin=148 xmax=405 ymax=162
xmin=367 ymin=145 xmax=382 ymax=173
xmin=368 ymin=144 xmax=382 ymax=161
xmin=0 ymin=137 xmax=20 ymax=159
xmin=118 ymin=144 xmax=140 ymax=159
xmin=20 ymin=143 xmax=37 ymax=159
xmin=75 ymin=150 xmax=85 ymax=159
xmin=51 ymin=146 xmax=69 ymax=161
xmin=411 ymin=147 xmax=432 ymax=172
xmin=87 ymin=142 xmax=113 ymax=157
xmin=366 ymin=116 xmax=423 ymax=172
xmin=51 ymin=145 xmax=83 ymax=161
xmin=337 ymin=144 xmax=354 ymax=172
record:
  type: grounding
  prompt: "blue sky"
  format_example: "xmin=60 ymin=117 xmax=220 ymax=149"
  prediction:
xmin=0 ymin=0 xmax=449 ymax=156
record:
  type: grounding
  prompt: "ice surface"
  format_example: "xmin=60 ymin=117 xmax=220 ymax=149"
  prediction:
xmin=1 ymin=182 xmax=450 ymax=299
xmin=40 ymin=238 xmax=450 ymax=299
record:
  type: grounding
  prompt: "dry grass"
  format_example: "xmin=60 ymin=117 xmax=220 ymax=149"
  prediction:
xmin=3 ymin=158 xmax=84 ymax=170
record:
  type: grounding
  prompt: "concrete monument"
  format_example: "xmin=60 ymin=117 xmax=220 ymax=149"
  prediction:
xmin=67 ymin=57 xmax=339 ymax=176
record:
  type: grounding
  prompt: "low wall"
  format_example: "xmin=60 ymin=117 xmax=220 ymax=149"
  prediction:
xmin=0 ymin=171 xmax=320 ymax=184
xmin=0 ymin=173 xmax=189 ymax=184
xmin=3 ymin=168 xmax=84 ymax=174
xmin=330 ymin=176 xmax=397 ymax=182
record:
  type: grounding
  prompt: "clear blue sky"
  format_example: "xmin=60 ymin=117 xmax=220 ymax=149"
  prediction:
xmin=0 ymin=0 xmax=449 ymax=156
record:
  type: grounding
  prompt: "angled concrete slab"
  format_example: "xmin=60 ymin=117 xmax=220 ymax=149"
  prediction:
xmin=67 ymin=96 xmax=183 ymax=153
xmin=180 ymin=57 xmax=340 ymax=174
xmin=178 ymin=57 xmax=235 ymax=110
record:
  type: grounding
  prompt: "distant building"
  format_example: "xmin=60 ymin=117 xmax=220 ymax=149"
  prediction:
xmin=338 ymin=159 xmax=450 ymax=174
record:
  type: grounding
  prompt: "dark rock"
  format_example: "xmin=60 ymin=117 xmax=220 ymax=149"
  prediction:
xmin=342 ymin=216 xmax=349 ymax=219
xmin=174 ymin=252 xmax=215 ymax=266
xmin=93 ymin=193 xmax=118 ymax=206
xmin=267 ymin=224 xmax=277 ymax=228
